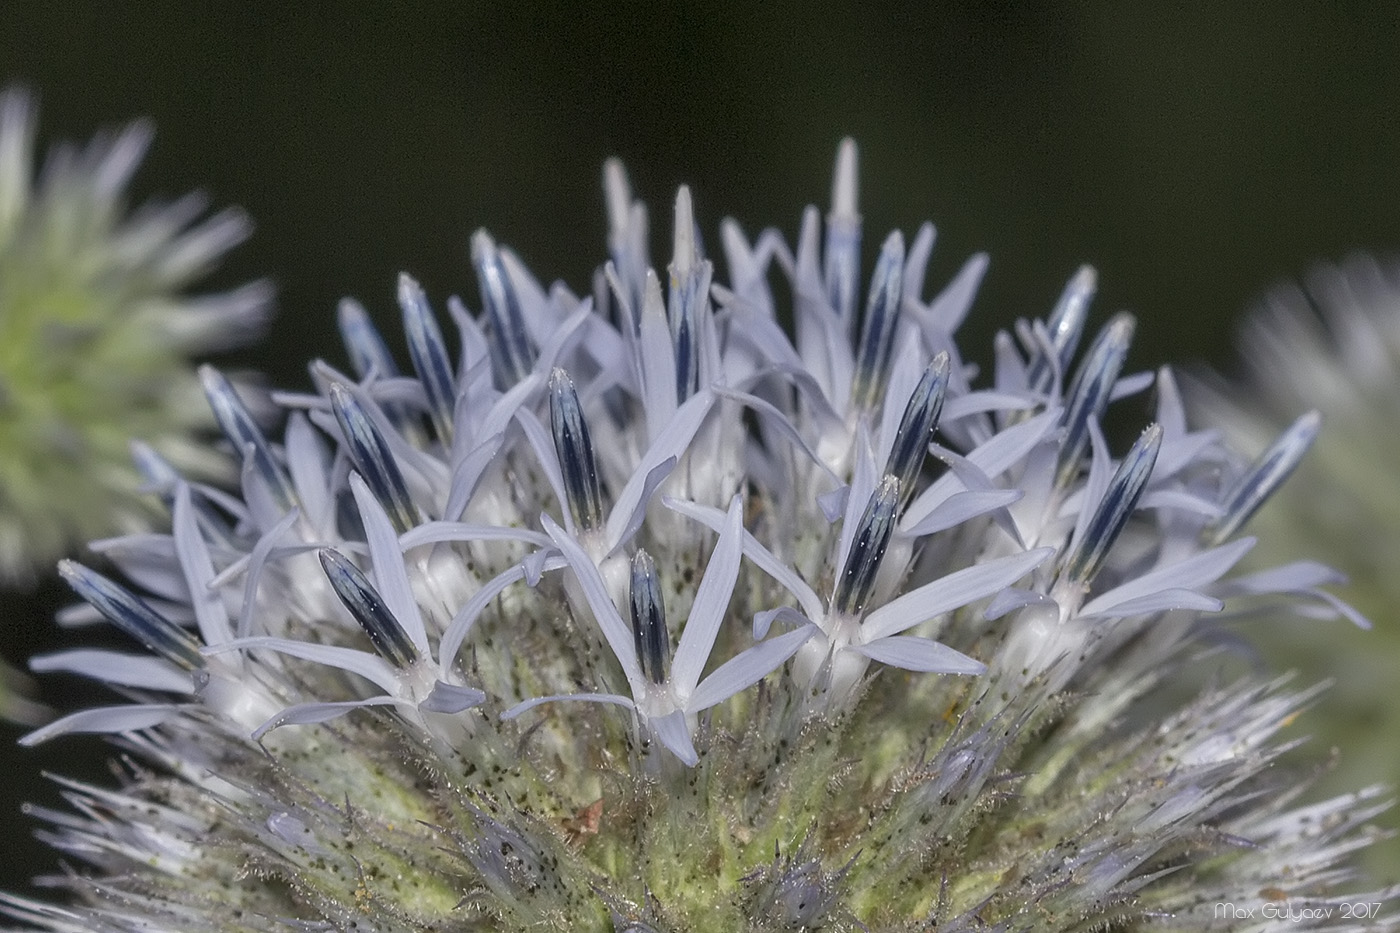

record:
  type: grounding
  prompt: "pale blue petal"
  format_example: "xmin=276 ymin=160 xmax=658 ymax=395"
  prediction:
xmin=852 ymin=636 xmax=985 ymax=674
xmin=173 ymin=484 xmax=234 ymax=648
xmin=604 ymin=388 xmax=715 ymax=550
xmin=501 ymin=692 xmax=635 ymax=720
xmin=863 ymin=547 xmax=1053 ymax=641
xmin=438 ymin=556 xmax=566 ymax=674
xmin=350 ymin=474 xmax=428 ymax=654
xmin=252 ymin=696 xmax=400 ymax=740
xmin=670 ymin=496 xmax=744 ymax=695
xmin=651 ymin=709 xmax=699 ymax=767
xmin=399 ymin=522 xmax=551 ymax=551
xmin=665 ymin=496 xmax=826 ymax=621
xmin=1080 ymin=588 xmax=1222 ymax=618
xmin=752 ymin=605 xmax=817 ymax=640
xmin=419 ymin=681 xmax=487 ymax=714
xmin=31 ymin=650 xmax=193 ymax=694
xmin=284 ymin=413 xmax=334 ymax=533
xmin=605 ymin=457 xmax=676 ymax=558
xmin=543 ymin=514 xmax=644 ymax=690
xmin=901 ymin=489 xmax=1023 ymax=537
xmin=206 ymin=636 xmax=399 ymax=695
xmin=688 ymin=625 xmax=815 ymax=712
xmin=1080 ymin=538 xmax=1255 ymax=618
xmin=20 ymin=704 xmax=183 ymax=746
xmin=984 ymin=587 xmax=1056 ymax=621
xmin=237 ymin=509 xmax=304 ymax=639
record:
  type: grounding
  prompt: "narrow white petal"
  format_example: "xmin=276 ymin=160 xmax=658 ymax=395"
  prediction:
xmin=671 ymin=496 xmax=744 ymax=695
xmin=543 ymin=514 xmax=645 ymax=690
xmin=501 ymin=692 xmax=635 ymax=720
xmin=251 ymin=697 xmax=400 ymax=740
xmin=399 ymin=522 xmax=551 ymax=551
xmin=237 ymin=510 xmax=307 ymax=639
xmin=901 ymin=489 xmax=1023 ymax=537
xmin=1080 ymin=588 xmax=1222 ymax=619
xmin=752 ymin=605 xmax=817 ymax=640
xmin=515 ymin=407 xmax=572 ymax=532
xmin=350 ymin=474 xmax=428 ymax=654
xmin=20 ymin=705 xmax=183 ymax=746
xmin=284 ymin=413 xmax=333 ymax=533
xmin=604 ymin=388 xmax=715 ymax=549
xmin=604 ymin=457 xmax=676 ymax=558
xmin=852 ymin=635 xmax=986 ymax=674
xmin=688 ymin=625 xmax=815 ymax=712
xmin=1080 ymin=538 xmax=1255 ymax=618
xmin=419 ymin=681 xmax=487 ymax=714
xmin=665 ymin=497 xmax=825 ymax=621
xmin=30 ymin=651 xmax=194 ymax=694
xmin=651 ymin=709 xmax=699 ymax=767
xmin=206 ymin=636 xmax=399 ymax=695
xmin=863 ymin=547 xmax=1053 ymax=642
xmin=173 ymin=484 xmax=234 ymax=648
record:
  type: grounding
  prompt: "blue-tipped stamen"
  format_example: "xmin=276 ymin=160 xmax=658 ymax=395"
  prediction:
xmin=833 ymin=475 xmax=901 ymax=618
xmin=668 ymin=186 xmax=709 ymax=402
xmin=397 ymin=273 xmax=457 ymax=444
xmin=1026 ymin=265 xmax=1095 ymax=395
xmin=1060 ymin=423 xmax=1162 ymax=588
xmin=473 ymin=230 xmax=535 ymax=387
xmin=1056 ymin=312 xmax=1136 ymax=487
xmin=1207 ymin=410 xmax=1321 ymax=545
xmin=59 ymin=560 xmax=205 ymax=671
xmin=318 ymin=548 xmax=419 ymax=668
xmin=823 ymin=138 xmax=861 ymax=330
xmin=328 ymin=384 xmax=417 ymax=535
xmin=337 ymin=297 xmax=400 ymax=382
xmin=130 ymin=442 xmax=237 ymax=546
xmin=549 ymin=369 xmax=605 ymax=533
xmin=629 ymin=550 xmax=668 ymax=685
xmin=199 ymin=365 xmax=296 ymax=511
xmin=850 ymin=231 xmax=906 ymax=412
xmin=885 ymin=353 xmax=950 ymax=513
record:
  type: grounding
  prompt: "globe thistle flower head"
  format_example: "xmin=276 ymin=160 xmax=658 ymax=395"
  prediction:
xmin=7 ymin=142 xmax=1397 ymax=931
xmin=0 ymin=87 xmax=269 ymax=585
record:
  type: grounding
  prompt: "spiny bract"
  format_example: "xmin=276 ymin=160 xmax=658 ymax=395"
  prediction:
xmin=6 ymin=141 xmax=1394 ymax=932
xmin=0 ymin=87 xmax=269 ymax=586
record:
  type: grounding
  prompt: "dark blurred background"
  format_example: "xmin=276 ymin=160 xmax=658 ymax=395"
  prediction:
xmin=2 ymin=0 xmax=1398 ymax=884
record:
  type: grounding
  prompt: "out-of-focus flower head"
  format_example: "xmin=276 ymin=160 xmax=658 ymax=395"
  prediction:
xmin=1191 ymin=254 xmax=1400 ymax=868
xmin=0 ymin=87 xmax=269 ymax=586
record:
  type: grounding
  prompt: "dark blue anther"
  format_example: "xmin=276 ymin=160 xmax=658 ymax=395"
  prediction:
xmin=397 ymin=273 xmax=457 ymax=444
xmin=629 ymin=550 xmax=668 ymax=685
xmin=1026 ymin=266 xmax=1095 ymax=396
xmin=199 ymin=365 xmax=296 ymax=511
xmin=823 ymin=138 xmax=861 ymax=330
xmin=850 ymin=231 xmax=905 ymax=412
xmin=1060 ymin=423 xmax=1162 ymax=588
xmin=59 ymin=560 xmax=205 ymax=670
xmin=473 ymin=231 xmax=535 ymax=387
xmin=833 ymin=475 xmax=901 ymax=618
xmin=337 ymin=298 xmax=400 ymax=381
xmin=549 ymin=368 xmax=605 ymax=533
xmin=1056 ymin=312 xmax=1136 ymax=487
xmin=1208 ymin=411 xmax=1320 ymax=545
xmin=318 ymin=548 xmax=419 ymax=668
xmin=885 ymin=353 xmax=950 ymax=514
xmin=328 ymin=384 xmax=417 ymax=534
